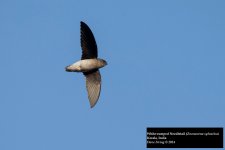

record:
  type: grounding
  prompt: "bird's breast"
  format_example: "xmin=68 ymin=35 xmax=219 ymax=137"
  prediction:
xmin=80 ymin=59 xmax=106 ymax=72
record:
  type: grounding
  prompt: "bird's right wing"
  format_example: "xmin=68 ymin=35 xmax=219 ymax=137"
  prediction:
xmin=84 ymin=70 xmax=101 ymax=108
xmin=80 ymin=21 xmax=98 ymax=60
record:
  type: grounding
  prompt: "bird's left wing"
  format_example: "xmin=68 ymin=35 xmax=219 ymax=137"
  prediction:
xmin=84 ymin=70 xmax=101 ymax=108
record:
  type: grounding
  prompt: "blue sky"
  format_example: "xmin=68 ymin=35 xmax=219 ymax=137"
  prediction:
xmin=0 ymin=0 xmax=225 ymax=149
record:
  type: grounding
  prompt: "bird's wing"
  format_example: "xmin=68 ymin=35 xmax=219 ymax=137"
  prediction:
xmin=80 ymin=21 xmax=98 ymax=60
xmin=84 ymin=69 xmax=101 ymax=108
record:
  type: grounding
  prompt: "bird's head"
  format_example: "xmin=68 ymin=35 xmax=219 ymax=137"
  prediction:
xmin=98 ymin=59 xmax=107 ymax=67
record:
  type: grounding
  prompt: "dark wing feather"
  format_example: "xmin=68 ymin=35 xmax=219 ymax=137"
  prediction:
xmin=84 ymin=70 xmax=101 ymax=108
xmin=80 ymin=21 xmax=98 ymax=60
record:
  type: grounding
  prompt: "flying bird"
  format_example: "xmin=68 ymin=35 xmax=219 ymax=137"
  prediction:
xmin=65 ymin=21 xmax=107 ymax=108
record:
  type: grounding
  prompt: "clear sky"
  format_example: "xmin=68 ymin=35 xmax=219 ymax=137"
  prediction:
xmin=0 ymin=0 xmax=225 ymax=150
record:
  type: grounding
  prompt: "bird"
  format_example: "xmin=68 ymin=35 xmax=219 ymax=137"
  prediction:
xmin=65 ymin=21 xmax=107 ymax=108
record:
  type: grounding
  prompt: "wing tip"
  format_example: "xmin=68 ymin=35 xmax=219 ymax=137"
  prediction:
xmin=89 ymin=100 xmax=98 ymax=108
xmin=80 ymin=21 xmax=87 ymax=27
xmin=90 ymin=104 xmax=95 ymax=108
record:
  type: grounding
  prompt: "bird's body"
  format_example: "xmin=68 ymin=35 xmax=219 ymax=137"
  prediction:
xmin=66 ymin=58 xmax=107 ymax=72
xmin=65 ymin=21 xmax=107 ymax=108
